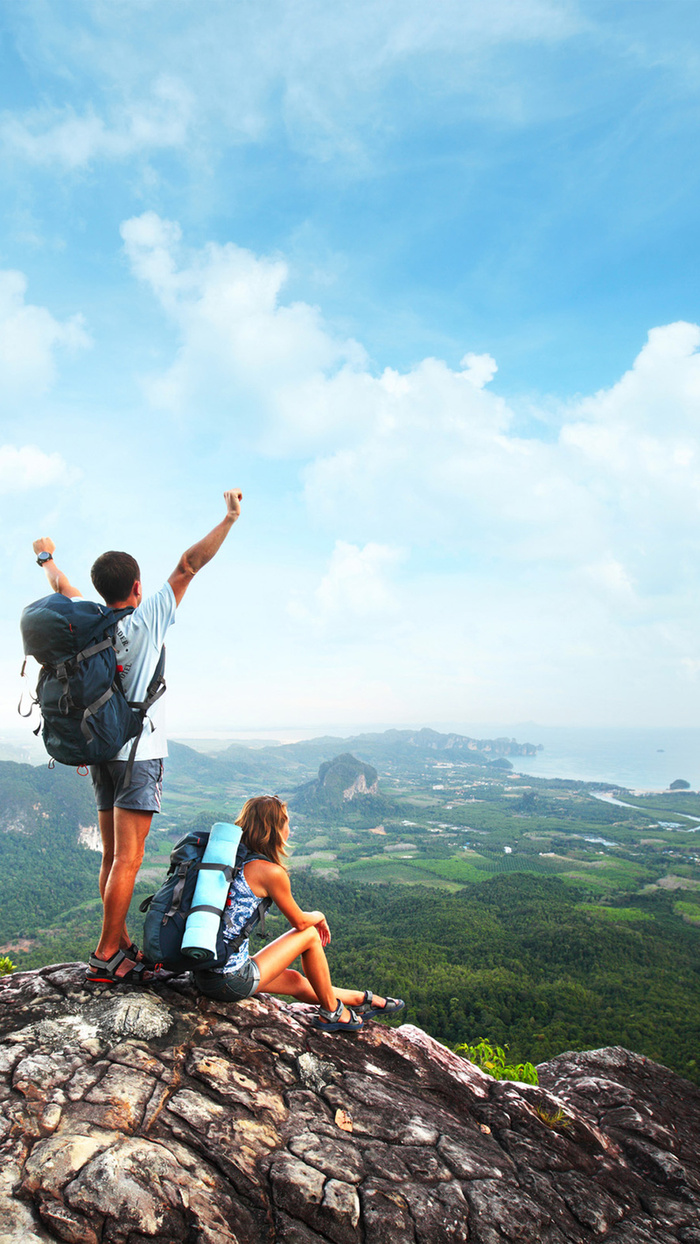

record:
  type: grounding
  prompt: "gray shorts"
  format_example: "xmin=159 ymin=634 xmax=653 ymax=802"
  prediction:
xmin=90 ymin=758 xmax=164 ymax=813
xmin=194 ymin=957 xmax=260 ymax=1001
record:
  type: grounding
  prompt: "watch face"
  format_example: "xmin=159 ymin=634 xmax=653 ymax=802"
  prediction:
xmin=37 ymin=552 xmax=52 ymax=564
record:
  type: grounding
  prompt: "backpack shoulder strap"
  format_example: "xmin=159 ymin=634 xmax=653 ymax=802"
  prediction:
xmin=234 ymin=846 xmax=272 ymax=868
xmin=226 ymin=847 xmax=275 ymax=950
xmin=120 ymin=644 xmax=167 ymax=789
xmin=144 ymin=644 xmax=166 ymax=706
xmin=227 ymin=895 xmax=273 ymax=952
xmin=107 ymin=605 xmax=135 ymax=624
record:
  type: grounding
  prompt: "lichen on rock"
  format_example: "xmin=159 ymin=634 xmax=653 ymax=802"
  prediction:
xmin=0 ymin=964 xmax=699 ymax=1243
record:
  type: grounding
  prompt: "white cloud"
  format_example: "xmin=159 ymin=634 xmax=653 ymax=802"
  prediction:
xmin=578 ymin=556 xmax=637 ymax=606
xmin=558 ymin=322 xmax=700 ymax=567
xmin=302 ymin=321 xmax=700 ymax=596
xmin=116 ymin=214 xmax=700 ymax=722
xmin=121 ymin=217 xmax=700 ymax=596
xmin=0 ymin=445 xmax=75 ymax=493
xmin=289 ymin=541 xmax=405 ymax=634
xmin=121 ymin=212 xmax=366 ymax=448
xmin=2 ymin=1 xmax=583 ymax=173
xmin=461 ymin=352 xmax=498 ymax=388
xmin=301 ymin=356 xmax=598 ymax=559
xmin=563 ymin=322 xmax=700 ymax=437
xmin=0 ymin=270 xmax=90 ymax=399
xmin=0 ymin=76 xmax=191 ymax=168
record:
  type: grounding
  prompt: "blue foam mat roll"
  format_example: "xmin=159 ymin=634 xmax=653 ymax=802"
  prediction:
xmin=181 ymin=821 xmax=242 ymax=961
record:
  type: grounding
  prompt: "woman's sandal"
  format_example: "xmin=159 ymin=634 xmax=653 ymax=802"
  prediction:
xmin=86 ymin=948 xmax=161 ymax=986
xmin=311 ymin=999 xmax=363 ymax=1032
xmin=357 ymin=990 xmax=405 ymax=1020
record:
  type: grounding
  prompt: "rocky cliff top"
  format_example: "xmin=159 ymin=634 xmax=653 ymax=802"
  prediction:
xmin=1 ymin=964 xmax=699 ymax=1244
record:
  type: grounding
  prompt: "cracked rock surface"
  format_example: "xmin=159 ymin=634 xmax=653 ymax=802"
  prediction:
xmin=0 ymin=963 xmax=699 ymax=1243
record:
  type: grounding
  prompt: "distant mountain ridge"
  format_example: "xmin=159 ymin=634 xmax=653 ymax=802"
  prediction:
xmin=315 ymin=727 xmax=543 ymax=757
xmin=255 ymin=726 xmax=544 ymax=761
xmin=170 ymin=726 xmax=542 ymax=776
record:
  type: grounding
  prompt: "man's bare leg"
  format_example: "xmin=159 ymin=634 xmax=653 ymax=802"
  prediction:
xmin=94 ymin=808 xmax=152 ymax=962
xmin=97 ymin=811 xmax=132 ymax=952
xmin=97 ymin=810 xmax=114 ymax=905
xmin=97 ymin=810 xmax=137 ymax=953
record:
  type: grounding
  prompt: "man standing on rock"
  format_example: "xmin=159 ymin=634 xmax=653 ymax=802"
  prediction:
xmin=32 ymin=489 xmax=243 ymax=985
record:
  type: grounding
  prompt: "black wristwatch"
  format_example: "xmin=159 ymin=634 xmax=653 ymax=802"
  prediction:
xmin=36 ymin=552 xmax=53 ymax=568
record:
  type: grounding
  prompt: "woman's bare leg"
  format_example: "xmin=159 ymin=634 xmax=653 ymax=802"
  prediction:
xmin=253 ymin=927 xmax=386 ymax=1019
xmin=254 ymin=927 xmax=335 ymax=1010
xmin=260 ymin=966 xmax=376 ymax=1008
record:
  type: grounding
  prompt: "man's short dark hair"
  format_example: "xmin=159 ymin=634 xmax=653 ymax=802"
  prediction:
xmin=91 ymin=551 xmax=140 ymax=604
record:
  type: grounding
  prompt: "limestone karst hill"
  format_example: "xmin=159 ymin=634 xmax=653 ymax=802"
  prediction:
xmin=288 ymin=754 xmax=384 ymax=815
xmin=1 ymin=965 xmax=699 ymax=1244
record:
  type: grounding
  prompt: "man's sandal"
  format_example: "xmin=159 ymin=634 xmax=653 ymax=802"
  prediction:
xmin=86 ymin=949 xmax=179 ymax=987
xmin=311 ymin=1000 xmax=363 ymax=1032
xmin=357 ymin=990 xmax=405 ymax=1020
xmin=87 ymin=952 xmax=178 ymax=986
xmin=86 ymin=948 xmax=147 ymax=985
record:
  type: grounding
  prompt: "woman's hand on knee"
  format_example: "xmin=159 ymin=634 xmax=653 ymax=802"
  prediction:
xmin=298 ymin=914 xmax=331 ymax=945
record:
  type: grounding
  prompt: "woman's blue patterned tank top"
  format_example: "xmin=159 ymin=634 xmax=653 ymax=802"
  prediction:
xmin=216 ymin=866 xmax=262 ymax=977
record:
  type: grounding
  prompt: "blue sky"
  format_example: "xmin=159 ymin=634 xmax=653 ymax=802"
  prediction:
xmin=3 ymin=0 xmax=700 ymax=735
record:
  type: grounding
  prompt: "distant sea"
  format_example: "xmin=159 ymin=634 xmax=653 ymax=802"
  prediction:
xmin=184 ymin=723 xmax=700 ymax=793
xmin=176 ymin=723 xmax=700 ymax=792
xmin=453 ymin=726 xmax=700 ymax=792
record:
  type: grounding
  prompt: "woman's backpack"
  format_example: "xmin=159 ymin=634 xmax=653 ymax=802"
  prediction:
xmin=140 ymin=829 xmax=271 ymax=973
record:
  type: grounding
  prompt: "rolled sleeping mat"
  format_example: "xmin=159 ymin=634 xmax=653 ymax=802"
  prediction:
xmin=181 ymin=821 xmax=242 ymax=961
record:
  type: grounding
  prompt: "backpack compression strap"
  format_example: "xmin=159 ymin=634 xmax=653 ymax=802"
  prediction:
xmin=45 ymin=636 xmax=115 ymax=718
xmin=142 ymin=855 xmax=237 ymax=922
xmin=187 ymin=863 xmax=236 ymax=918
xmin=73 ymin=608 xmax=135 ymax=727
xmin=185 ymin=850 xmax=273 ymax=951
xmin=144 ymin=849 xmax=273 ymax=950
xmin=57 ymin=607 xmax=134 ymax=716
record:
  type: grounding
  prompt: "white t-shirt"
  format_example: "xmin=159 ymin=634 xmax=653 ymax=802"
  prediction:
xmin=112 ymin=582 xmax=177 ymax=762
xmin=72 ymin=583 xmax=177 ymax=762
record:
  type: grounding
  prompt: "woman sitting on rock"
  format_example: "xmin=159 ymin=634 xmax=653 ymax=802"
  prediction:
xmin=193 ymin=795 xmax=404 ymax=1032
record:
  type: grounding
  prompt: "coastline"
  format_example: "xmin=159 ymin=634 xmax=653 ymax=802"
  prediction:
xmin=481 ymin=725 xmax=700 ymax=792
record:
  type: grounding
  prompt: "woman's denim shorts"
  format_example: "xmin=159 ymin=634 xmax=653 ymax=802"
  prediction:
xmin=194 ymin=957 xmax=260 ymax=1001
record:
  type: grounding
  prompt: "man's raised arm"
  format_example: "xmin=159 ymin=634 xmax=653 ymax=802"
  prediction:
xmin=32 ymin=538 xmax=82 ymax=599
xmin=168 ymin=489 xmax=242 ymax=606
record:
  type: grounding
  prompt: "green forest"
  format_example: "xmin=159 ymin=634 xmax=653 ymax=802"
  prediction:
xmin=1 ymin=733 xmax=699 ymax=1086
xmin=283 ymin=872 xmax=700 ymax=1084
xmin=0 ymin=760 xmax=100 ymax=941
